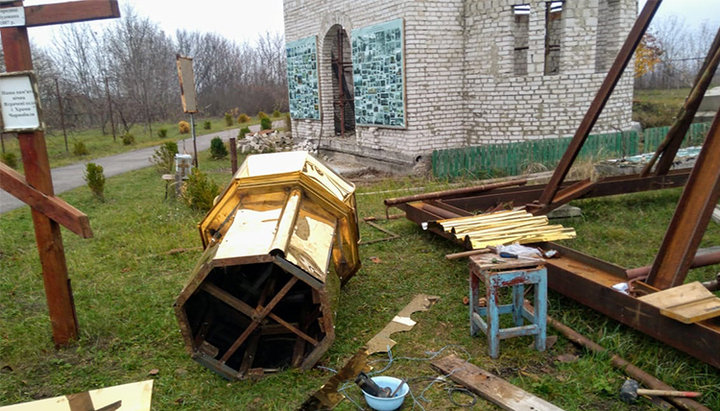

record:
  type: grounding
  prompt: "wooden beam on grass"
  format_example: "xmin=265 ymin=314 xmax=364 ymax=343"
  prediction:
xmin=0 ymin=163 xmax=92 ymax=238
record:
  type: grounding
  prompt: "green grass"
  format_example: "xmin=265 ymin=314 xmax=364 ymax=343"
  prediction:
xmin=632 ymin=88 xmax=691 ymax=129
xmin=1 ymin=155 xmax=719 ymax=409
xmin=0 ymin=114 xmax=284 ymax=173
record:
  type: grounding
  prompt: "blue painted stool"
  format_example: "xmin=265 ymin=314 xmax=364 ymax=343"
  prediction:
xmin=469 ymin=257 xmax=547 ymax=358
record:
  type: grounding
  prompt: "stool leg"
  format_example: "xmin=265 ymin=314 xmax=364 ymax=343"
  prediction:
xmin=487 ymin=282 xmax=500 ymax=358
xmin=512 ymin=284 xmax=524 ymax=327
xmin=534 ymin=271 xmax=547 ymax=352
xmin=469 ymin=273 xmax=480 ymax=336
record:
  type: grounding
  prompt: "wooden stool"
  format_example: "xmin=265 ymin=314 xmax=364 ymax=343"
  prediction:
xmin=469 ymin=256 xmax=547 ymax=358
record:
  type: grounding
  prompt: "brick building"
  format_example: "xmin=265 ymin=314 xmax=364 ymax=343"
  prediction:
xmin=283 ymin=0 xmax=636 ymax=170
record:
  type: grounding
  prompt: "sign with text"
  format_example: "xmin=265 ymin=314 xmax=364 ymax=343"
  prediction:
xmin=0 ymin=72 xmax=43 ymax=132
xmin=176 ymin=55 xmax=198 ymax=113
xmin=0 ymin=6 xmax=24 ymax=28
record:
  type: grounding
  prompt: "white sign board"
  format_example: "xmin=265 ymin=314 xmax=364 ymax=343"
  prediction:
xmin=0 ymin=73 xmax=42 ymax=132
xmin=0 ymin=6 xmax=25 ymax=28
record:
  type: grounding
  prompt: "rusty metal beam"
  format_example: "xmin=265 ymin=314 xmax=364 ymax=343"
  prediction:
xmin=542 ymin=243 xmax=720 ymax=370
xmin=642 ymin=28 xmax=720 ymax=177
xmin=537 ymin=0 xmax=661 ymax=206
xmin=384 ymin=179 xmax=527 ymax=207
xmin=443 ymin=171 xmax=689 ymax=215
xmin=646 ymin=107 xmax=720 ymax=289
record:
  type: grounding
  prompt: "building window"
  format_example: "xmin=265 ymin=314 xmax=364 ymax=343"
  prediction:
xmin=595 ymin=0 xmax=621 ymax=72
xmin=513 ymin=4 xmax=530 ymax=75
xmin=544 ymin=1 xmax=563 ymax=75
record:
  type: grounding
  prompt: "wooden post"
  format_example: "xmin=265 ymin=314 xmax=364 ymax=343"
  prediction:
xmin=54 ymin=78 xmax=68 ymax=153
xmin=229 ymin=136 xmax=237 ymax=174
xmin=0 ymin=0 xmax=120 ymax=347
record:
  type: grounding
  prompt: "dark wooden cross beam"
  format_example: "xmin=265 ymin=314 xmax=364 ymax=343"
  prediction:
xmin=0 ymin=0 xmax=120 ymax=347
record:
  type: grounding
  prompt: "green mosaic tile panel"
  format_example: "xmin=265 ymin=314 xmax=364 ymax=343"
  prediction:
xmin=351 ymin=19 xmax=405 ymax=127
xmin=286 ymin=36 xmax=320 ymax=119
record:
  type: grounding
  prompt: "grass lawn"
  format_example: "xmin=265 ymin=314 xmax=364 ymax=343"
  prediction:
xmin=0 ymin=114 xmax=285 ymax=172
xmin=1 ymin=148 xmax=719 ymax=410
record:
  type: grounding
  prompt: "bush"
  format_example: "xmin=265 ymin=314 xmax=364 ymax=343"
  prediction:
xmin=224 ymin=113 xmax=233 ymax=126
xmin=121 ymin=133 xmax=135 ymax=145
xmin=237 ymin=113 xmax=250 ymax=123
xmin=178 ymin=121 xmax=191 ymax=134
xmin=272 ymin=109 xmax=281 ymax=118
xmin=210 ymin=137 xmax=229 ymax=160
xmin=151 ymin=141 xmax=178 ymax=174
xmin=239 ymin=126 xmax=251 ymax=137
xmin=203 ymin=120 xmax=212 ymax=130
xmin=84 ymin=162 xmax=105 ymax=201
xmin=260 ymin=117 xmax=272 ymax=130
xmin=1 ymin=152 xmax=18 ymax=169
xmin=73 ymin=141 xmax=89 ymax=156
xmin=182 ymin=168 xmax=219 ymax=212
xmin=157 ymin=128 xmax=168 ymax=138
xmin=285 ymin=113 xmax=292 ymax=132
xmin=257 ymin=111 xmax=269 ymax=120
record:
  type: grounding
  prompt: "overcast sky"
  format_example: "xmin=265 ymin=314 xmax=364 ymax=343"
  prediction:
xmin=21 ymin=0 xmax=720 ymax=49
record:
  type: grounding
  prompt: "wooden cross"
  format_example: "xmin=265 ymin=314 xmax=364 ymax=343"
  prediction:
xmin=0 ymin=0 xmax=119 ymax=347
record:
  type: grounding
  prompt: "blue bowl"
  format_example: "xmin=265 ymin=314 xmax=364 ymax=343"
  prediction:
xmin=362 ymin=376 xmax=410 ymax=411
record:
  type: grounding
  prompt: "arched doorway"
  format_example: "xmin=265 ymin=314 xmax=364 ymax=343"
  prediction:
xmin=324 ymin=25 xmax=355 ymax=137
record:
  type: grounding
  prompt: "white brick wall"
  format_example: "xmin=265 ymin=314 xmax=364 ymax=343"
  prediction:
xmin=284 ymin=0 xmax=636 ymax=167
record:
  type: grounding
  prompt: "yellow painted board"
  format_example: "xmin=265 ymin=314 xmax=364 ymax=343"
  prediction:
xmin=0 ymin=380 xmax=153 ymax=411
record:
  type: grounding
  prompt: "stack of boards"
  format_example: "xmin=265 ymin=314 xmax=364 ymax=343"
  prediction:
xmin=437 ymin=210 xmax=576 ymax=249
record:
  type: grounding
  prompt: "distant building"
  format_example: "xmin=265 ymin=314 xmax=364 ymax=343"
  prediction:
xmin=283 ymin=0 xmax=636 ymax=170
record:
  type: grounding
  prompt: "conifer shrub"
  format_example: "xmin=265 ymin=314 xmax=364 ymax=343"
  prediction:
xmin=178 ymin=121 xmax=191 ymax=134
xmin=237 ymin=113 xmax=250 ymax=123
xmin=285 ymin=113 xmax=292 ymax=132
xmin=151 ymin=141 xmax=178 ymax=174
xmin=239 ymin=126 xmax=251 ymax=137
xmin=224 ymin=113 xmax=233 ymax=126
xmin=1 ymin=152 xmax=18 ymax=169
xmin=210 ymin=137 xmax=229 ymax=160
xmin=157 ymin=128 xmax=168 ymax=138
xmin=122 ymin=133 xmax=135 ymax=145
xmin=203 ymin=120 xmax=212 ymax=130
xmin=257 ymin=111 xmax=269 ymax=120
xmin=272 ymin=109 xmax=281 ymax=118
xmin=73 ymin=141 xmax=89 ymax=156
xmin=84 ymin=162 xmax=105 ymax=201
xmin=260 ymin=117 xmax=272 ymax=130
xmin=182 ymin=168 xmax=219 ymax=212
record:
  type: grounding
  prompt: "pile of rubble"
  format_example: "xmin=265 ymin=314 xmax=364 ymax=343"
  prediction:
xmin=236 ymin=129 xmax=316 ymax=154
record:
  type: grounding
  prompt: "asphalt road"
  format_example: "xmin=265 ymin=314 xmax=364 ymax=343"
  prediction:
xmin=1 ymin=122 xmax=280 ymax=214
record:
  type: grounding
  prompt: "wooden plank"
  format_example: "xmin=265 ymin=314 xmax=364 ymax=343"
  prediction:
xmin=25 ymin=0 xmax=120 ymax=27
xmin=431 ymin=354 xmax=563 ymax=411
xmin=638 ymin=282 xmax=720 ymax=324
xmin=0 ymin=163 xmax=92 ymax=238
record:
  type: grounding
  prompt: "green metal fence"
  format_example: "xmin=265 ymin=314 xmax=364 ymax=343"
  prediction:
xmin=431 ymin=123 xmax=711 ymax=180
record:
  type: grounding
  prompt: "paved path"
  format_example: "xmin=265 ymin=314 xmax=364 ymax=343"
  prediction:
xmin=1 ymin=122 xmax=281 ymax=214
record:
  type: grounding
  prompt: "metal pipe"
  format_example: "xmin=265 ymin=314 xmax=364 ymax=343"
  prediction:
xmin=384 ymin=179 xmax=527 ymax=207
xmin=527 ymin=303 xmax=711 ymax=411
xmin=626 ymin=250 xmax=720 ymax=280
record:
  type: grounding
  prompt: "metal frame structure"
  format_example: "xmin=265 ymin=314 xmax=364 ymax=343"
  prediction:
xmin=388 ymin=0 xmax=720 ymax=369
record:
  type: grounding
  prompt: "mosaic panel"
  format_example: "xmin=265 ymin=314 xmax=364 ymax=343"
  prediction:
xmin=351 ymin=19 xmax=405 ymax=128
xmin=286 ymin=36 xmax=320 ymax=119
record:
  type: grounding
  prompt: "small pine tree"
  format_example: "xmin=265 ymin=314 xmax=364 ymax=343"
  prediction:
xmin=122 ymin=133 xmax=135 ymax=145
xmin=73 ymin=141 xmax=89 ymax=156
xmin=178 ymin=121 xmax=191 ymax=134
xmin=272 ymin=109 xmax=281 ymax=118
xmin=257 ymin=111 xmax=269 ymax=120
xmin=84 ymin=162 xmax=105 ymax=201
xmin=210 ymin=137 xmax=229 ymax=160
xmin=239 ymin=126 xmax=251 ymax=137
xmin=237 ymin=113 xmax=250 ymax=123
xmin=260 ymin=117 xmax=272 ymax=130
xmin=224 ymin=113 xmax=233 ymax=126
xmin=182 ymin=168 xmax=219 ymax=212
xmin=151 ymin=141 xmax=179 ymax=174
